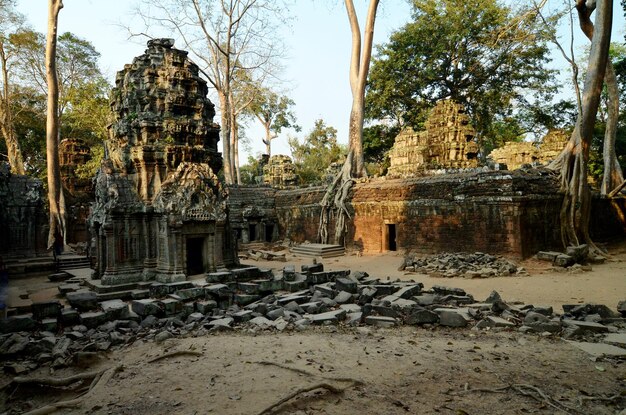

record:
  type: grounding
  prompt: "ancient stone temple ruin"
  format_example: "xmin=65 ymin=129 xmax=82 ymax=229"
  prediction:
xmin=488 ymin=130 xmax=569 ymax=170
xmin=263 ymin=155 xmax=298 ymax=188
xmin=387 ymin=100 xmax=479 ymax=177
xmin=90 ymin=39 xmax=237 ymax=285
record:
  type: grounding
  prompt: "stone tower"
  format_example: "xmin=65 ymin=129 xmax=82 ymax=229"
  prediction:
xmin=90 ymin=39 xmax=237 ymax=285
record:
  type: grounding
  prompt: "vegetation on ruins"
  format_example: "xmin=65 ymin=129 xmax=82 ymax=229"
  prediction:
xmin=288 ymin=119 xmax=346 ymax=185
xmin=130 ymin=0 xmax=289 ymax=186
xmin=549 ymin=0 xmax=613 ymax=253
xmin=45 ymin=0 xmax=66 ymax=249
xmin=365 ymin=0 xmax=556 ymax=157
xmin=249 ymin=87 xmax=300 ymax=158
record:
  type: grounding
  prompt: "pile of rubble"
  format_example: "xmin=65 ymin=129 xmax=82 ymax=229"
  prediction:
xmin=1 ymin=263 xmax=625 ymax=375
xmin=400 ymin=252 xmax=525 ymax=278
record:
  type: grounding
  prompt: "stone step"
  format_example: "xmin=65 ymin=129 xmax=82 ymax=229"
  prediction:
xmin=290 ymin=244 xmax=345 ymax=258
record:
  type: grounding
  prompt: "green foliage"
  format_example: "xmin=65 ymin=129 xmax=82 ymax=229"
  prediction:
xmin=362 ymin=124 xmax=399 ymax=175
xmin=288 ymin=119 xmax=346 ymax=185
xmin=239 ymin=155 xmax=267 ymax=185
xmin=366 ymin=0 xmax=556 ymax=153
xmin=75 ymin=145 xmax=104 ymax=180
xmin=250 ymin=88 xmax=300 ymax=135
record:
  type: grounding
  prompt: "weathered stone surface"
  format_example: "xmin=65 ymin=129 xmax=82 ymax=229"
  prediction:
xmin=0 ymin=314 xmax=37 ymax=334
xmin=554 ymin=254 xmax=574 ymax=268
xmin=60 ymin=308 xmax=81 ymax=326
xmin=206 ymin=317 xmax=234 ymax=330
xmin=564 ymin=320 xmax=609 ymax=334
xmin=263 ymin=155 xmax=298 ymax=188
xmin=365 ymin=316 xmax=397 ymax=328
xmin=31 ymin=301 xmax=61 ymax=321
xmin=435 ymin=308 xmax=470 ymax=327
xmin=131 ymin=299 xmax=160 ymax=317
xmin=604 ymin=333 xmax=626 ymax=348
xmin=66 ymin=291 xmax=98 ymax=311
xmin=618 ymin=300 xmax=626 ymax=316
xmin=159 ymin=298 xmax=182 ymax=316
xmin=568 ymin=341 xmax=626 ymax=359
xmin=80 ymin=311 xmax=108 ymax=329
xmin=101 ymin=299 xmax=127 ymax=320
xmin=335 ymin=278 xmax=358 ymax=294
xmin=394 ymin=284 xmax=423 ymax=299
xmin=485 ymin=316 xmax=515 ymax=328
xmin=195 ymin=300 xmax=218 ymax=314
xmin=307 ymin=310 xmax=346 ymax=324
xmin=334 ymin=291 xmax=354 ymax=304
xmin=406 ymin=308 xmax=439 ymax=325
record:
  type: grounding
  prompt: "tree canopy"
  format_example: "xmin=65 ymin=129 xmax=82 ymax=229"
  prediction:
xmin=365 ymin=0 xmax=557 ymax=155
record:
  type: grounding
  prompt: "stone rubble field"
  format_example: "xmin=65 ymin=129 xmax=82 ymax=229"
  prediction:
xmin=1 ymin=259 xmax=625 ymax=414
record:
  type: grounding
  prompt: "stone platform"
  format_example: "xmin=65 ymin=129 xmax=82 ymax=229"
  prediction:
xmin=290 ymin=244 xmax=345 ymax=258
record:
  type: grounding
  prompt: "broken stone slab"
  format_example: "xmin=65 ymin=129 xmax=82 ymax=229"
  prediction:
xmin=563 ymin=320 xmax=609 ymax=334
xmin=284 ymin=278 xmax=308 ymax=293
xmin=333 ymin=291 xmax=354 ymax=304
xmin=52 ymin=337 xmax=71 ymax=358
xmin=174 ymin=287 xmax=206 ymax=301
xmin=195 ymin=300 xmax=218 ymax=314
xmin=58 ymin=283 xmax=81 ymax=295
xmin=306 ymin=309 xmax=346 ymax=324
xmin=358 ymin=287 xmax=377 ymax=305
xmin=131 ymin=299 xmax=161 ymax=317
xmin=603 ymin=333 xmax=626 ymax=347
xmin=567 ymin=304 xmax=616 ymax=319
xmin=205 ymin=284 xmax=233 ymax=299
xmin=66 ymin=291 xmax=98 ymax=311
xmin=389 ymin=298 xmax=418 ymax=311
xmin=524 ymin=311 xmax=550 ymax=325
xmin=40 ymin=318 xmax=58 ymax=332
xmin=130 ymin=289 xmax=150 ymax=300
xmin=536 ymin=251 xmax=561 ymax=262
xmin=339 ymin=304 xmax=362 ymax=314
xmin=267 ymin=308 xmax=285 ymax=321
xmin=413 ymin=294 xmax=437 ymax=306
xmin=249 ymin=316 xmax=275 ymax=329
xmin=440 ymin=295 xmax=475 ymax=305
xmin=237 ymin=282 xmax=261 ymax=295
xmin=566 ymin=244 xmax=589 ymax=263
xmin=371 ymin=285 xmax=398 ymax=297
xmin=283 ymin=265 xmax=296 ymax=281
xmin=100 ymin=299 xmax=128 ymax=320
xmin=300 ymin=301 xmax=323 ymax=314
xmin=567 ymin=341 xmax=626 ymax=359
xmin=206 ymin=317 xmax=234 ymax=330
xmin=233 ymin=310 xmax=254 ymax=323
xmin=276 ymin=293 xmax=310 ymax=305
xmin=48 ymin=272 xmax=72 ymax=282
xmin=363 ymin=304 xmax=399 ymax=319
xmin=365 ymin=315 xmax=397 ymax=328
xmin=159 ymin=298 xmax=183 ymax=316
xmin=554 ymin=254 xmax=574 ymax=268
xmin=60 ymin=308 xmax=81 ymax=326
xmin=406 ymin=308 xmax=439 ymax=325
xmin=313 ymin=284 xmax=335 ymax=298
xmin=31 ymin=301 xmax=62 ymax=321
xmin=432 ymin=286 xmax=466 ymax=296
xmin=231 ymin=267 xmax=261 ymax=282
xmin=434 ymin=308 xmax=471 ymax=327
xmin=485 ymin=316 xmax=516 ymax=328
xmin=301 ymin=263 xmax=323 ymax=275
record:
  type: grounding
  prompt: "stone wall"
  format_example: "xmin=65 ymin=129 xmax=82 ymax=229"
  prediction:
xmin=0 ymin=163 xmax=48 ymax=258
xmin=227 ymin=185 xmax=277 ymax=243
xmin=275 ymin=186 xmax=327 ymax=244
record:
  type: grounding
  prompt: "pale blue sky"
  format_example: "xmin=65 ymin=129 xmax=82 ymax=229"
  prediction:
xmin=14 ymin=1 xmax=626 ymax=161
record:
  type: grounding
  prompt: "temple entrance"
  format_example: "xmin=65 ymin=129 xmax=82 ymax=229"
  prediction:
xmin=186 ymin=237 xmax=204 ymax=276
xmin=265 ymin=224 xmax=274 ymax=242
xmin=248 ymin=223 xmax=257 ymax=241
xmin=386 ymin=224 xmax=397 ymax=252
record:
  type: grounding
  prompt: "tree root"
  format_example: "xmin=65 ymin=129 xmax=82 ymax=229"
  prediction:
xmin=10 ymin=369 xmax=108 ymax=388
xmin=255 ymin=381 xmax=360 ymax=415
xmin=253 ymin=361 xmax=363 ymax=385
xmin=147 ymin=350 xmax=203 ymax=363
xmin=318 ymin=150 xmax=355 ymax=245
xmin=458 ymin=383 xmax=588 ymax=414
xmin=608 ymin=179 xmax=626 ymax=198
xmin=18 ymin=364 xmax=123 ymax=415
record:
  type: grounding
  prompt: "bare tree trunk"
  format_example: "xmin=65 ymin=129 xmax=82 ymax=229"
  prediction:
xmin=574 ymin=0 xmax=624 ymax=196
xmin=0 ymin=42 xmax=25 ymax=175
xmin=232 ymin=119 xmax=241 ymax=185
xmin=550 ymin=0 xmax=612 ymax=252
xmin=262 ymin=124 xmax=273 ymax=157
xmin=218 ymin=92 xmax=234 ymax=184
xmin=345 ymin=0 xmax=379 ymax=178
xmin=45 ymin=0 xmax=67 ymax=250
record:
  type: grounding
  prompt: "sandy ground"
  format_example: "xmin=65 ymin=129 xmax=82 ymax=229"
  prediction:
xmin=2 ymin=243 xmax=626 ymax=414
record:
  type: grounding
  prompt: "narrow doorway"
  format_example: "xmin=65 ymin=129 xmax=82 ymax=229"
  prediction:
xmin=386 ymin=224 xmax=397 ymax=251
xmin=248 ymin=223 xmax=257 ymax=241
xmin=186 ymin=237 xmax=204 ymax=276
xmin=265 ymin=224 xmax=274 ymax=242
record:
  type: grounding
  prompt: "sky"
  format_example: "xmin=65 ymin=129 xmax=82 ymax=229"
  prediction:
xmin=14 ymin=1 xmax=626 ymax=162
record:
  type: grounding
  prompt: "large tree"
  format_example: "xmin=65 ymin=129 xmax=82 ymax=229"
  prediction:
xmin=0 ymin=0 xmax=26 ymax=174
xmin=45 ymin=0 xmax=66 ymax=250
xmin=366 ymin=0 xmax=555 ymax=155
xmin=132 ymin=0 xmax=288 ymax=185
xmin=249 ymin=87 xmax=299 ymax=157
xmin=549 ymin=0 xmax=612 ymax=251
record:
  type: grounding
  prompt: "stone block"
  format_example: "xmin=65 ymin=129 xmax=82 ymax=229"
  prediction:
xmin=339 ymin=304 xmax=362 ymax=313
xmin=394 ymin=284 xmax=423 ymax=299
xmin=284 ymin=279 xmax=308 ymax=292
xmin=313 ymin=284 xmax=336 ymax=298
xmin=131 ymin=299 xmax=160 ymax=317
xmin=206 ymin=272 xmax=233 ymax=283
xmin=406 ymin=308 xmax=439 ymax=325
xmin=568 ymin=341 xmax=626 ymax=358
xmin=174 ymin=287 xmax=205 ymax=301
xmin=358 ymin=287 xmax=377 ymax=304
xmin=390 ymin=298 xmax=418 ymax=310
xmin=232 ymin=267 xmax=260 ymax=282
xmin=435 ymin=308 xmax=470 ymax=327
xmin=335 ymin=278 xmax=358 ymax=294
xmin=564 ymin=320 xmax=609 ymax=334
xmin=80 ymin=311 xmax=108 ymax=329
xmin=195 ymin=300 xmax=218 ymax=314
xmin=537 ymin=251 xmax=560 ymax=262
xmin=250 ymin=279 xmax=273 ymax=292
xmin=283 ymin=265 xmax=296 ymax=281
xmin=159 ymin=298 xmax=182 ymax=316
xmin=333 ymin=291 xmax=354 ymax=304
xmin=307 ymin=309 xmax=346 ymax=324
xmin=364 ymin=304 xmax=399 ymax=318
xmin=233 ymin=310 xmax=254 ymax=323
xmin=205 ymin=284 xmax=233 ymax=299
xmin=31 ymin=300 xmax=62 ymax=321
xmin=301 ymin=263 xmax=323 ymax=275
xmin=0 ymin=314 xmax=37 ymax=333
xmin=206 ymin=317 xmax=234 ymax=330
xmin=372 ymin=285 xmax=400 ymax=297
xmin=234 ymin=294 xmax=260 ymax=306
xmin=66 ymin=291 xmax=98 ymax=311
xmin=486 ymin=316 xmax=515 ymax=328
xmin=267 ymin=308 xmax=285 ymax=320
xmin=248 ymin=316 xmax=275 ymax=329
xmin=166 ymin=281 xmax=195 ymax=293
xmin=149 ymin=283 xmax=168 ymax=298
xmin=130 ymin=289 xmax=150 ymax=300
xmin=277 ymin=293 xmax=310 ymax=305
xmin=618 ymin=300 xmax=626 ymax=316
xmin=308 ymin=272 xmax=330 ymax=285
xmin=58 ymin=283 xmax=81 ymax=295
xmin=432 ymin=286 xmax=466 ymax=296
xmin=566 ymin=244 xmax=589 ymax=263
xmin=238 ymin=282 xmax=261 ymax=295
xmin=60 ymin=308 xmax=81 ymax=326
xmin=40 ymin=318 xmax=58 ymax=332
xmin=554 ymin=254 xmax=574 ymax=268
xmin=365 ymin=315 xmax=397 ymax=328
xmin=98 ymin=299 xmax=126 ymax=320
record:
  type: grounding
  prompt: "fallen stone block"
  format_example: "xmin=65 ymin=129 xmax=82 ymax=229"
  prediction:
xmin=206 ymin=271 xmax=233 ymax=283
xmin=206 ymin=317 xmax=234 ymax=330
xmin=335 ymin=278 xmax=358 ymax=294
xmin=283 ymin=265 xmax=296 ymax=281
xmin=566 ymin=244 xmax=589 ymax=263
xmin=307 ymin=309 xmax=346 ymax=324
xmin=440 ymin=295 xmax=474 ymax=305
xmin=554 ymin=254 xmax=574 ymax=268
xmin=363 ymin=304 xmax=398 ymax=319
xmin=52 ymin=337 xmax=71 ymax=358
xmin=60 ymin=308 xmax=81 ymax=326
xmin=389 ymin=298 xmax=417 ymax=311
xmin=40 ymin=318 xmax=58 ymax=332
xmin=131 ymin=299 xmax=161 ymax=317
xmin=130 ymin=289 xmax=150 ymax=300
xmin=195 ymin=300 xmax=218 ymax=314
xmin=277 ymin=293 xmax=310 ymax=305
xmin=413 ymin=294 xmax=437 ymax=306
xmin=0 ymin=314 xmax=37 ymax=334
xmin=174 ymin=287 xmax=205 ymax=301
xmin=159 ymin=298 xmax=182 ymax=316
xmin=313 ymin=284 xmax=335 ymax=298
xmin=231 ymin=267 xmax=260 ymax=282
xmin=339 ymin=304 xmax=362 ymax=313
xmin=233 ymin=310 xmax=254 ymax=323
xmin=371 ymin=285 xmax=398 ymax=297
xmin=234 ymin=294 xmax=259 ymax=306
xmin=238 ymin=282 xmax=261 ymax=295
xmin=58 ymin=283 xmax=81 ymax=295
xmin=536 ymin=251 xmax=561 ymax=262
xmin=358 ymin=287 xmax=377 ymax=304
xmin=301 ymin=263 xmax=323 ymax=275
xmin=284 ymin=278 xmax=308 ymax=293
xmin=248 ymin=316 xmax=275 ymax=329
xmin=267 ymin=308 xmax=285 ymax=321
xmin=394 ymin=284 xmax=423 ymax=299
xmin=618 ymin=300 xmax=626 ymax=317
xmin=205 ymin=284 xmax=233 ymax=299
xmin=524 ymin=312 xmax=549 ymax=325
xmin=485 ymin=316 xmax=516 ymax=328
xmin=365 ymin=315 xmax=397 ymax=328
xmin=48 ymin=272 xmax=72 ymax=282
xmin=346 ymin=312 xmax=363 ymax=326
xmin=100 ymin=299 xmax=128 ymax=320
xmin=333 ymin=291 xmax=354 ymax=304
xmin=563 ymin=320 xmax=609 ymax=334
xmin=80 ymin=311 xmax=108 ymax=329
xmin=250 ymin=279 xmax=274 ymax=292
xmin=435 ymin=308 xmax=470 ymax=327
xmin=432 ymin=286 xmax=466 ymax=296
xmin=66 ymin=291 xmax=98 ymax=311
xmin=406 ymin=308 xmax=439 ymax=325
xmin=149 ymin=283 xmax=168 ymax=298
xmin=31 ymin=300 xmax=62 ymax=321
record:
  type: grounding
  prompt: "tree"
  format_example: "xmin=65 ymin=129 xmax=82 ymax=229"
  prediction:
xmin=0 ymin=0 xmax=26 ymax=174
xmin=549 ymin=0 xmax=612 ymax=252
xmin=45 ymin=0 xmax=66 ymax=251
xmin=345 ymin=0 xmax=379 ymax=178
xmin=366 ymin=0 xmax=555 ymax=155
xmin=132 ymin=0 xmax=288 ymax=185
xmin=250 ymin=87 xmax=299 ymax=157
xmin=288 ymin=119 xmax=345 ymax=185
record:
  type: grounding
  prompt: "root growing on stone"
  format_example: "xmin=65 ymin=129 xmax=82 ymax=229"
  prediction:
xmin=318 ymin=150 xmax=355 ymax=245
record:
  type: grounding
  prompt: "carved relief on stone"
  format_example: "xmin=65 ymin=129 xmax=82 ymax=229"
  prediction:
xmin=537 ymin=129 xmax=568 ymax=165
xmin=489 ymin=142 xmax=539 ymax=170
xmin=263 ymin=155 xmax=298 ymax=188
xmin=387 ymin=100 xmax=479 ymax=177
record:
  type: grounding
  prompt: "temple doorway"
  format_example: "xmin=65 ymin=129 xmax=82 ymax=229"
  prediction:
xmin=186 ymin=237 xmax=205 ymax=276
xmin=386 ymin=224 xmax=397 ymax=252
